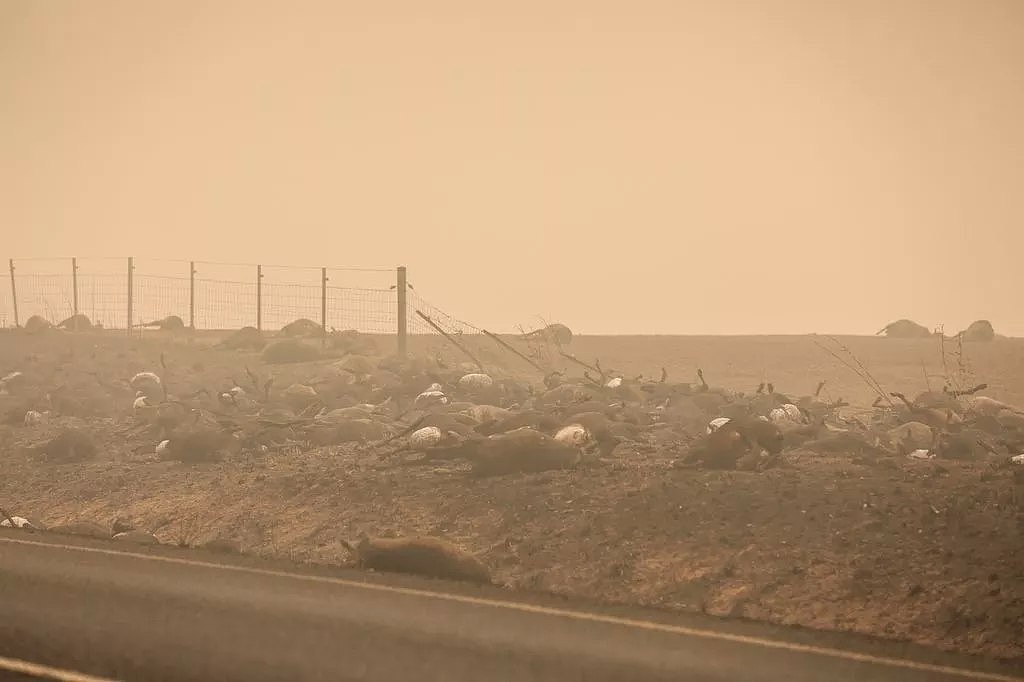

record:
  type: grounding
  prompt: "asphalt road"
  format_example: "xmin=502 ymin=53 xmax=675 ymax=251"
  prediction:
xmin=0 ymin=531 xmax=1021 ymax=682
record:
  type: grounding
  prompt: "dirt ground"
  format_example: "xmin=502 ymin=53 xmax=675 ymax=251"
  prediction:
xmin=1 ymin=330 xmax=1022 ymax=662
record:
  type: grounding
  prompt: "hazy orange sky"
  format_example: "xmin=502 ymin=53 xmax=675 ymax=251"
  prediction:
xmin=2 ymin=1 xmax=1021 ymax=335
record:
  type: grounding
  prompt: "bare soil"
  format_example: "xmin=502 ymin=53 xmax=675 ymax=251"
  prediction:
xmin=1 ymin=330 xmax=1022 ymax=661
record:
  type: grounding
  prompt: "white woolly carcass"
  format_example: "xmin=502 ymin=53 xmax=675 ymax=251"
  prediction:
xmin=130 ymin=372 xmax=163 ymax=398
xmin=707 ymin=417 xmax=731 ymax=434
xmin=408 ymin=426 xmax=445 ymax=449
xmin=280 ymin=383 xmax=315 ymax=405
xmin=969 ymin=396 xmax=1021 ymax=418
xmin=0 ymin=516 xmax=35 ymax=529
xmin=465 ymin=404 xmax=511 ymax=425
xmin=414 ymin=383 xmax=449 ymax=409
xmin=768 ymin=403 xmax=804 ymax=425
xmin=23 ymin=410 xmax=46 ymax=426
xmin=457 ymin=373 xmax=494 ymax=392
xmin=555 ymin=424 xmax=591 ymax=448
xmin=0 ymin=371 xmax=25 ymax=394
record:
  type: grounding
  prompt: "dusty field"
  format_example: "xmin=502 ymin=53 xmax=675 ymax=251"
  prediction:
xmin=1 ymin=330 xmax=1022 ymax=662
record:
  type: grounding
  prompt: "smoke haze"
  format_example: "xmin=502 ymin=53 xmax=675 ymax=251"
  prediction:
xmin=2 ymin=0 xmax=1021 ymax=334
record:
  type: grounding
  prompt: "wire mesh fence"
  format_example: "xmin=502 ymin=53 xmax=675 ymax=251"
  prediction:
xmin=0 ymin=257 xmax=408 ymax=338
xmin=0 ymin=256 xmax=562 ymax=372
xmin=409 ymin=290 xmax=481 ymax=337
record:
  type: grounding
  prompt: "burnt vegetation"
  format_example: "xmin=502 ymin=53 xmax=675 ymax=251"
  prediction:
xmin=1 ymin=317 xmax=1022 ymax=659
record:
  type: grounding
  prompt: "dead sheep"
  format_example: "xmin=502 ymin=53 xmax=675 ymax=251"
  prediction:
xmin=141 ymin=315 xmax=186 ymax=332
xmin=474 ymin=410 xmax=562 ymax=437
xmin=768 ymin=404 xmax=804 ymax=425
xmin=521 ymin=323 xmax=573 ymax=346
xmin=887 ymin=421 xmax=935 ymax=452
xmin=332 ymin=354 xmax=377 ymax=377
xmin=327 ymin=329 xmax=378 ymax=355
xmin=159 ymin=429 xmax=236 ymax=463
xmin=684 ymin=417 xmax=784 ymax=469
xmin=408 ymin=426 xmax=445 ymax=449
xmin=262 ymin=340 xmax=321 ymax=364
xmin=557 ymin=411 xmax=621 ymax=455
xmin=457 ymin=373 xmax=494 ymax=392
xmin=307 ymin=418 xmax=389 ymax=445
xmin=218 ymin=326 xmax=266 ymax=351
xmin=313 ymin=406 xmax=378 ymax=424
xmin=414 ymin=383 xmax=449 ymax=409
xmin=23 ymin=410 xmax=46 ymax=426
xmin=282 ymin=383 xmax=318 ymax=409
xmin=464 ymin=404 xmax=512 ymax=425
xmin=471 ymin=428 xmax=581 ymax=477
xmin=130 ymin=372 xmax=164 ymax=400
xmin=281 ymin=318 xmax=323 ymax=338
xmin=968 ymin=396 xmax=1020 ymax=418
xmin=23 ymin=315 xmax=52 ymax=334
xmin=1 ymin=515 xmax=37 ymax=529
xmin=681 ymin=426 xmax=753 ymax=470
xmin=554 ymin=423 xmax=590 ymax=448
xmin=37 ymin=428 xmax=98 ymax=463
xmin=57 ymin=313 xmax=92 ymax=331
xmin=876 ymin=319 xmax=932 ymax=338
xmin=0 ymin=371 xmax=26 ymax=394
xmin=341 ymin=535 xmax=492 ymax=584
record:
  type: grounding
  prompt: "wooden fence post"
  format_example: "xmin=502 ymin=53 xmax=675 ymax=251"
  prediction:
xmin=256 ymin=264 xmax=263 ymax=331
xmin=189 ymin=261 xmax=196 ymax=330
xmin=126 ymin=257 xmax=134 ymax=334
xmin=71 ymin=258 xmax=79 ymax=332
xmin=321 ymin=267 xmax=328 ymax=345
xmin=71 ymin=258 xmax=79 ymax=317
xmin=397 ymin=266 xmax=408 ymax=357
xmin=8 ymin=259 xmax=18 ymax=328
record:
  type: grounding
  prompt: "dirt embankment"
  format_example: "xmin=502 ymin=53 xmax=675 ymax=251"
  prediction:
xmin=1 ymin=330 xmax=1022 ymax=661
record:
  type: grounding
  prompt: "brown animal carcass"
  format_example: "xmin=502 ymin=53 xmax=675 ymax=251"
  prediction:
xmin=342 ymin=535 xmax=491 ymax=584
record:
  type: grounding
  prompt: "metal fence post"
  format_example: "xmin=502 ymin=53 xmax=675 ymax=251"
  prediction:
xmin=256 ymin=264 xmax=263 ymax=331
xmin=321 ymin=267 xmax=328 ymax=345
xmin=396 ymin=266 xmax=407 ymax=357
xmin=189 ymin=261 xmax=196 ymax=330
xmin=8 ymin=259 xmax=18 ymax=328
xmin=127 ymin=257 xmax=134 ymax=334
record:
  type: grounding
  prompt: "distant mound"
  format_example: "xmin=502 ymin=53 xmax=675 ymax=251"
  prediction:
xmin=959 ymin=320 xmax=995 ymax=342
xmin=876 ymin=319 xmax=932 ymax=338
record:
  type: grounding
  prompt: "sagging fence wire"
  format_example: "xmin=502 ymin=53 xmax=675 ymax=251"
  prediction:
xmin=0 ymin=258 xmax=465 ymax=345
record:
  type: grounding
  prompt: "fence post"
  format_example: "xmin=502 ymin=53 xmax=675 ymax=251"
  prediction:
xmin=8 ymin=259 xmax=18 ymax=328
xmin=126 ymin=257 xmax=134 ymax=334
xmin=189 ymin=261 xmax=196 ymax=330
xmin=71 ymin=258 xmax=79 ymax=317
xmin=71 ymin=257 xmax=79 ymax=332
xmin=256 ymin=264 xmax=263 ymax=331
xmin=396 ymin=266 xmax=407 ymax=357
xmin=321 ymin=267 xmax=328 ymax=345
